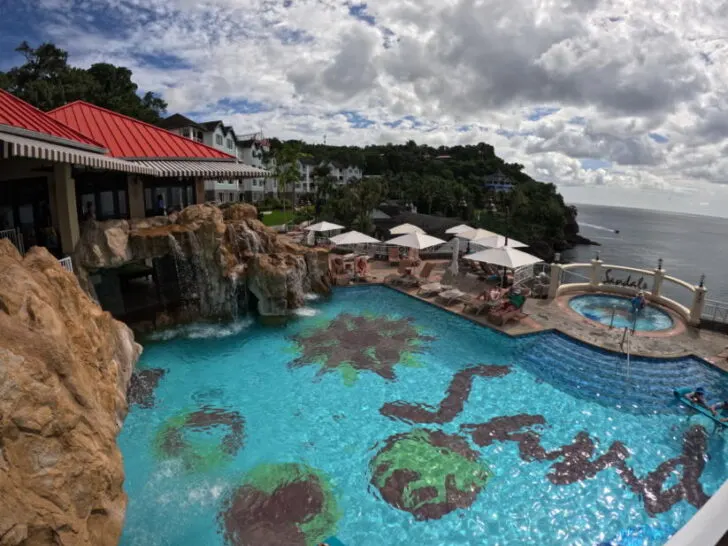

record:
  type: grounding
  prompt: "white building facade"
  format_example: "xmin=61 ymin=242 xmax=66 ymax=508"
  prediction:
xmin=237 ymin=134 xmax=276 ymax=202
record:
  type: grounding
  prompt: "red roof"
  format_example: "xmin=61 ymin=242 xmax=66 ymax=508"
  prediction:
xmin=48 ymin=101 xmax=235 ymax=160
xmin=0 ymin=89 xmax=104 ymax=148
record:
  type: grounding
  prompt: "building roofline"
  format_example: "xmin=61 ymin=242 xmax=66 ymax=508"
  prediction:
xmin=48 ymin=101 xmax=237 ymax=160
xmin=0 ymin=123 xmax=108 ymax=154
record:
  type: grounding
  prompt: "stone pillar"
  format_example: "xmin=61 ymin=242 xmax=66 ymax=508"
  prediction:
xmin=127 ymin=175 xmax=146 ymax=219
xmin=548 ymin=263 xmax=562 ymax=300
xmin=194 ymin=177 xmax=205 ymax=204
xmin=651 ymin=268 xmax=665 ymax=298
xmin=689 ymin=284 xmax=707 ymax=326
xmin=590 ymin=259 xmax=603 ymax=289
xmin=53 ymin=163 xmax=80 ymax=255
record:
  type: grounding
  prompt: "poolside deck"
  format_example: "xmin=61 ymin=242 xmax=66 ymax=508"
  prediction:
xmin=360 ymin=259 xmax=728 ymax=370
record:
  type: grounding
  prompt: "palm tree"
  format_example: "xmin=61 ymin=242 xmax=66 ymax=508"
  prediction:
xmin=273 ymin=142 xmax=305 ymax=229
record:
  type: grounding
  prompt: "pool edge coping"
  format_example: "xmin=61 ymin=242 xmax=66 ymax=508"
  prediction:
xmin=344 ymin=283 xmax=724 ymax=371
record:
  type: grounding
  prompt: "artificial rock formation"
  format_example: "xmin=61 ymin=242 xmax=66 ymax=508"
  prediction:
xmin=0 ymin=240 xmax=141 ymax=546
xmin=74 ymin=203 xmax=330 ymax=322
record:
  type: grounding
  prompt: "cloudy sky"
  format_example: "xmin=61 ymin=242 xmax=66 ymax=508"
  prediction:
xmin=3 ymin=0 xmax=728 ymax=216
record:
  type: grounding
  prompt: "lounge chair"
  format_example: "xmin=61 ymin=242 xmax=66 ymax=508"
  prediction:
xmin=415 ymin=261 xmax=436 ymax=285
xmin=385 ymin=259 xmax=415 ymax=285
xmin=388 ymin=247 xmax=400 ymax=265
xmin=418 ymin=282 xmax=451 ymax=297
xmin=436 ymin=288 xmax=469 ymax=306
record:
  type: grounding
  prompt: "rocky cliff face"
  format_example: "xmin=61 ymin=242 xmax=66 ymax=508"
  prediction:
xmin=0 ymin=240 xmax=141 ymax=546
xmin=74 ymin=204 xmax=330 ymax=323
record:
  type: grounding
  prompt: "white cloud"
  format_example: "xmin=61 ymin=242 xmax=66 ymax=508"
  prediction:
xmin=22 ymin=0 xmax=728 ymax=210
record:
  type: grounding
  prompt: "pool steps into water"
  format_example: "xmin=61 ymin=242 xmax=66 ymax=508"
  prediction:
xmin=518 ymin=333 xmax=728 ymax=413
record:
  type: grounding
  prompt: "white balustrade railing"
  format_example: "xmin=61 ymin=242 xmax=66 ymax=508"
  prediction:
xmin=0 ymin=227 xmax=24 ymax=255
xmin=549 ymin=260 xmax=706 ymax=326
xmin=703 ymin=299 xmax=728 ymax=324
xmin=58 ymin=256 xmax=73 ymax=273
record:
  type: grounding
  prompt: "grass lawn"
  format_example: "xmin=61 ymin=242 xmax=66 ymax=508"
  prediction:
xmin=261 ymin=209 xmax=296 ymax=226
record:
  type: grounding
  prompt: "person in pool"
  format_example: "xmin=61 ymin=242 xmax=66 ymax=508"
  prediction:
xmin=711 ymin=400 xmax=728 ymax=422
xmin=631 ymin=291 xmax=646 ymax=313
xmin=686 ymin=387 xmax=716 ymax=415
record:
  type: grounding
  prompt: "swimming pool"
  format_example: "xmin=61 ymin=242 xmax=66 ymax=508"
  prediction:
xmin=119 ymin=286 xmax=728 ymax=546
xmin=568 ymin=294 xmax=675 ymax=332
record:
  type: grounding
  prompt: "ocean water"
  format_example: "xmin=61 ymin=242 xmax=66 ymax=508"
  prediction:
xmin=562 ymin=204 xmax=728 ymax=306
xmin=119 ymin=287 xmax=728 ymax=546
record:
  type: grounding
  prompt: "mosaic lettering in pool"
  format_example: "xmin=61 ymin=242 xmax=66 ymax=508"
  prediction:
xmin=118 ymin=286 xmax=728 ymax=546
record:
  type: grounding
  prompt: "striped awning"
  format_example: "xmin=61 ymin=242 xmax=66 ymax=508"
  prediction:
xmin=132 ymin=160 xmax=270 ymax=178
xmin=0 ymin=132 xmax=157 ymax=175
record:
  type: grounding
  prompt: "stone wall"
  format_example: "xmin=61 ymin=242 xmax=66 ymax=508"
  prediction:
xmin=74 ymin=203 xmax=331 ymax=323
xmin=0 ymin=240 xmax=141 ymax=546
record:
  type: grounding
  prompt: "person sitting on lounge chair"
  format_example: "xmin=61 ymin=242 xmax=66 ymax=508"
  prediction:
xmin=477 ymin=287 xmax=503 ymax=302
xmin=491 ymin=288 xmax=525 ymax=316
xmin=686 ymin=387 xmax=715 ymax=414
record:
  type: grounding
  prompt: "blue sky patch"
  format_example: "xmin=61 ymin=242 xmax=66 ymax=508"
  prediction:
xmin=527 ymin=106 xmax=560 ymax=121
xmin=649 ymin=132 xmax=669 ymax=143
xmin=568 ymin=116 xmax=588 ymax=125
xmin=580 ymin=158 xmax=612 ymax=170
xmin=275 ymin=27 xmax=315 ymax=45
xmin=339 ymin=110 xmax=375 ymax=129
xmin=348 ymin=3 xmax=376 ymax=26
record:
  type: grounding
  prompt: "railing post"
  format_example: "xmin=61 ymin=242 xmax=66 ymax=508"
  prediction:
xmin=590 ymin=258 xmax=602 ymax=290
xmin=548 ymin=263 xmax=562 ymax=300
xmin=689 ymin=284 xmax=707 ymax=327
xmin=651 ymin=267 xmax=665 ymax=298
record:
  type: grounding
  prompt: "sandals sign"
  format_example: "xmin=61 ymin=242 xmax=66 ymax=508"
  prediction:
xmin=602 ymin=268 xmax=650 ymax=290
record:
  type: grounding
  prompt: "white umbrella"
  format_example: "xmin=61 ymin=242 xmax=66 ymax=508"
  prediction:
xmin=449 ymin=237 xmax=460 ymax=275
xmin=446 ymin=224 xmax=474 ymax=235
xmin=329 ymin=230 xmax=380 ymax=245
xmin=465 ymin=247 xmax=543 ymax=268
xmin=386 ymin=232 xmax=446 ymax=250
xmin=305 ymin=221 xmax=344 ymax=232
xmin=472 ymin=234 xmax=528 ymax=249
xmin=389 ymin=223 xmax=425 ymax=235
xmin=459 ymin=228 xmax=500 ymax=241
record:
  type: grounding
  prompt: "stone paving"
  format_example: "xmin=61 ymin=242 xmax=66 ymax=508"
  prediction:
xmin=359 ymin=259 xmax=728 ymax=371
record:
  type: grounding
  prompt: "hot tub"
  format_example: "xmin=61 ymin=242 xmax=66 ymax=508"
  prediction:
xmin=568 ymin=294 xmax=674 ymax=331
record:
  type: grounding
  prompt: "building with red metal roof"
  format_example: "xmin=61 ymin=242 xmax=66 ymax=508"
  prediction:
xmin=48 ymin=101 xmax=235 ymax=160
xmin=0 ymin=89 xmax=103 ymax=148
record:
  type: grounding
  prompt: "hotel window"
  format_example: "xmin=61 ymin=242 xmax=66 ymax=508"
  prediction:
xmin=216 ymin=135 xmax=223 ymax=146
xmin=226 ymin=139 xmax=233 ymax=149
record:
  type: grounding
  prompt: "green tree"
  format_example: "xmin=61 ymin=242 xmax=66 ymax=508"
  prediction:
xmin=324 ymin=177 xmax=387 ymax=233
xmin=273 ymin=142 xmax=307 ymax=224
xmin=2 ymin=41 xmax=167 ymax=122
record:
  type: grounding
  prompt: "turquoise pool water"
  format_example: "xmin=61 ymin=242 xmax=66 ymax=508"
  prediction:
xmin=569 ymin=294 xmax=674 ymax=332
xmin=119 ymin=286 xmax=728 ymax=546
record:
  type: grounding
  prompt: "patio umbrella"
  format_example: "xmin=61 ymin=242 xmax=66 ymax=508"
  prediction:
xmin=445 ymin=224 xmax=474 ymax=235
xmin=471 ymin=234 xmax=528 ymax=249
xmin=458 ymin=228 xmax=500 ymax=241
xmin=305 ymin=221 xmax=344 ymax=232
xmin=389 ymin=223 xmax=425 ymax=235
xmin=386 ymin=232 xmax=446 ymax=250
xmin=449 ymin=237 xmax=460 ymax=275
xmin=465 ymin=247 xmax=543 ymax=268
xmin=329 ymin=230 xmax=380 ymax=245
xmin=466 ymin=247 xmax=542 ymax=287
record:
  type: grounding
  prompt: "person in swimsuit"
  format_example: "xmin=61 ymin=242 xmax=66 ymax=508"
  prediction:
xmin=711 ymin=399 xmax=728 ymax=422
xmin=686 ymin=387 xmax=716 ymax=415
